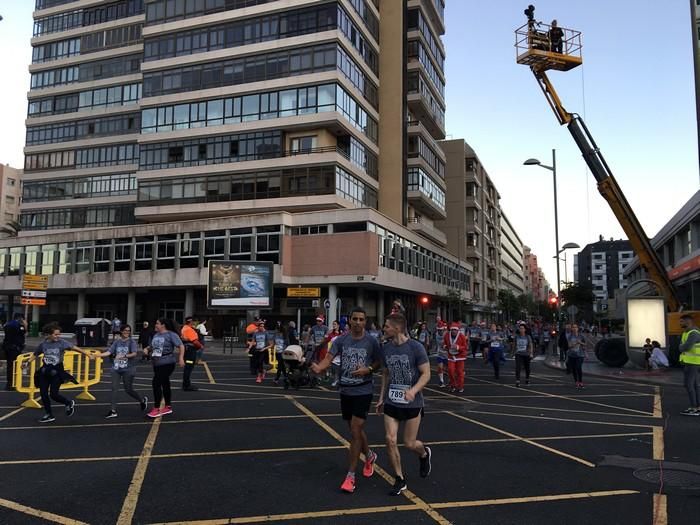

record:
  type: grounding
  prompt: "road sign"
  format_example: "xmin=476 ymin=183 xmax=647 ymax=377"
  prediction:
xmin=22 ymin=274 xmax=48 ymax=291
xmin=21 ymin=290 xmax=47 ymax=298
xmin=21 ymin=298 xmax=46 ymax=306
xmin=287 ymin=287 xmax=321 ymax=298
xmin=323 ymin=299 xmax=331 ymax=309
xmin=311 ymin=299 xmax=320 ymax=308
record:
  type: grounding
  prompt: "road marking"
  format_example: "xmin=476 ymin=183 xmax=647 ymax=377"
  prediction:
xmin=470 ymin=376 xmax=655 ymax=416
xmin=289 ymin=396 xmax=452 ymax=525
xmin=653 ymin=494 xmax=668 ymax=525
xmin=430 ymin=489 xmax=639 ymax=509
xmin=202 ymin=361 xmax=216 ymax=384
xmin=653 ymin=387 xmax=662 ymax=418
xmin=446 ymin=411 xmax=596 ymax=468
xmin=116 ymin=418 xmax=162 ymax=525
xmin=0 ymin=496 xmax=89 ymax=525
xmin=0 ymin=406 xmax=25 ymax=422
xmin=148 ymin=503 xmax=421 ymax=524
xmin=467 ymin=409 xmax=655 ymax=428
xmin=653 ymin=427 xmax=664 ymax=461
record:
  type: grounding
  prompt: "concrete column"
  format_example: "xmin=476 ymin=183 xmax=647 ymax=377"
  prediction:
xmin=77 ymin=292 xmax=86 ymax=320
xmin=32 ymin=305 xmax=40 ymax=326
xmin=377 ymin=292 xmax=385 ymax=326
xmin=328 ymin=285 xmax=338 ymax=324
xmin=184 ymin=288 xmax=194 ymax=317
xmin=356 ymin=288 xmax=364 ymax=308
xmin=126 ymin=290 xmax=136 ymax=328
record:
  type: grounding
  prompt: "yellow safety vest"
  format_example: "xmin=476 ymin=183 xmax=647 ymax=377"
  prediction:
xmin=680 ymin=328 xmax=700 ymax=365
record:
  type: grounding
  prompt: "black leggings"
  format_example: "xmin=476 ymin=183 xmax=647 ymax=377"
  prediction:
xmin=182 ymin=346 xmax=197 ymax=388
xmin=274 ymin=353 xmax=286 ymax=380
xmin=515 ymin=355 xmax=531 ymax=381
xmin=38 ymin=371 xmax=70 ymax=415
xmin=152 ymin=363 xmax=176 ymax=407
xmin=568 ymin=356 xmax=584 ymax=383
xmin=253 ymin=350 xmax=267 ymax=375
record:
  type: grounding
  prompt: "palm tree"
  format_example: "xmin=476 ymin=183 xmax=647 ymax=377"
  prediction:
xmin=0 ymin=220 xmax=21 ymax=238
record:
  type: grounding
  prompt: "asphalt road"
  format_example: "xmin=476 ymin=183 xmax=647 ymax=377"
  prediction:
xmin=0 ymin=353 xmax=698 ymax=525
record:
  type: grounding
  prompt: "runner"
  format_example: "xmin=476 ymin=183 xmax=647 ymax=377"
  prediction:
xmin=480 ymin=322 xmax=491 ymax=363
xmin=22 ymin=322 xmax=94 ymax=423
xmin=273 ymin=321 xmax=287 ymax=385
xmin=567 ymin=323 xmax=587 ymax=389
xmin=377 ymin=313 xmax=432 ymax=496
xmin=310 ymin=316 xmax=329 ymax=362
xmin=143 ymin=318 xmax=185 ymax=417
xmin=310 ymin=307 xmax=381 ymax=493
xmin=443 ymin=322 xmax=468 ymax=393
xmin=514 ymin=323 xmax=534 ymax=387
xmin=468 ymin=321 xmax=481 ymax=361
xmin=416 ymin=322 xmax=431 ymax=354
xmin=435 ymin=326 xmax=449 ymax=388
xmin=487 ymin=323 xmax=505 ymax=379
xmin=96 ymin=324 xmax=148 ymax=418
xmin=248 ymin=320 xmax=270 ymax=384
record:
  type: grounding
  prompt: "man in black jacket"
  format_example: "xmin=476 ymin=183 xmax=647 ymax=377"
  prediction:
xmin=558 ymin=323 xmax=570 ymax=362
xmin=3 ymin=314 xmax=27 ymax=390
xmin=139 ymin=321 xmax=154 ymax=361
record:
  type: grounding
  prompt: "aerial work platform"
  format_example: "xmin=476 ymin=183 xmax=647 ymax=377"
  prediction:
xmin=515 ymin=20 xmax=582 ymax=73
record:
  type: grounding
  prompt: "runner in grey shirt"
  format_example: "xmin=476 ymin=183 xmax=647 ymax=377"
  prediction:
xmin=97 ymin=324 xmax=148 ymax=419
xmin=377 ymin=313 xmax=432 ymax=496
xmin=566 ymin=324 xmax=587 ymax=389
xmin=311 ymin=307 xmax=381 ymax=494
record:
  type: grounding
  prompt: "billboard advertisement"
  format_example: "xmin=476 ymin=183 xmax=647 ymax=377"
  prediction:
xmin=207 ymin=261 xmax=273 ymax=308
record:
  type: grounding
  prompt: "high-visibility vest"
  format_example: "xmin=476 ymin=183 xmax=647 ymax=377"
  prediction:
xmin=680 ymin=328 xmax=700 ymax=365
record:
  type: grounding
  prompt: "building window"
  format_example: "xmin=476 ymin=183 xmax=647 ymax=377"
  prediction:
xmin=7 ymin=178 xmax=16 ymax=187
xmin=291 ymin=136 xmax=317 ymax=153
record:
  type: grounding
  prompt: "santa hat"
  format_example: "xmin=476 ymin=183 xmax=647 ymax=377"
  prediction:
xmin=450 ymin=322 xmax=460 ymax=330
xmin=316 ymin=315 xmax=325 ymax=322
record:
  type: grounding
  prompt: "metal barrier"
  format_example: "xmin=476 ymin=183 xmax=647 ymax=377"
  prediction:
xmin=267 ymin=347 xmax=278 ymax=374
xmin=13 ymin=349 xmax=104 ymax=409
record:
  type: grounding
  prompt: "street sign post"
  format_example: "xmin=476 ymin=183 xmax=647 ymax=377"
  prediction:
xmin=21 ymin=275 xmax=49 ymax=312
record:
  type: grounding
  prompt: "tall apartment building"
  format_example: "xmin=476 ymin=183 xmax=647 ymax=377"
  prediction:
xmin=438 ymin=139 xmax=500 ymax=321
xmin=523 ymin=245 xmax=549 ymax=301
xmin=0 ymin=165 xmax=22 ymax=228
xmin=499 ymin=210 xmax=524 ymax=295
xmin=0 ymin=0 xmax=467 ymax=331
xmin=574 ymin=236 xmax=634 ymax=309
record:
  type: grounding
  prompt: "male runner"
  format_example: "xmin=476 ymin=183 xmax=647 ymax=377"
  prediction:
xmin=377 ymin=313 xmax=432 ymax=496
xmin=311 ymin=307 xmax=381 ymax=493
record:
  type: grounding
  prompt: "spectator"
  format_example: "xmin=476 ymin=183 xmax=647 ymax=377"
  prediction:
xmin=3 ymin=313 xmax=27 ymax=391
xmin=139 ymin=321 xmax=154 ymax=362
xmin=649 ymin=341 xmax=669 ymax=370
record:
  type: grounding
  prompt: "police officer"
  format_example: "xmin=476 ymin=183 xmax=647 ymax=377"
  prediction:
xmin=3 ymin=314 xmax=27 ymax=391
xmin=679 ymin=314 xmax=700 ymax=416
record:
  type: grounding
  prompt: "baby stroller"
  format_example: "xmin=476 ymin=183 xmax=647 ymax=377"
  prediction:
xmin=281 ymin=345 xmax=319 ymax=390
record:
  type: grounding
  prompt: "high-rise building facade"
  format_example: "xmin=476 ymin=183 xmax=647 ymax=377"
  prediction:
xmin=0 ymin=165 xmax=22 ymax=229
xmin=574 ymin=236 xmax=634 ymax=310
xmin=437 ymin=138 xmax=500 ymax=321
xmin=523 ymin=245 xmax=549 ymax=301
xmin=499 ymin=210 xmax=524 ymax=295
xmin=1 ymin=0 xmax=467 ymax=331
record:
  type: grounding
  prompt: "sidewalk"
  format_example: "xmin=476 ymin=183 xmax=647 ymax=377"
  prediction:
xmin=543 ymin=354 xmax=683 ymax=387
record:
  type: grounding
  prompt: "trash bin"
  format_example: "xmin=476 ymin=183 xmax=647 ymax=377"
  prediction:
xmin=74 ymin=318 xmax=110 ymax=347
xmin=29 ymin=321 xmax=39 ymax=337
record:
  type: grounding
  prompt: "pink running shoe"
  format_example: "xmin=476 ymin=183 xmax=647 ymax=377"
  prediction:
xmin=160 ymin=405 xmax=173 ymax=415
xmin=147 ymin=407 xmax=161 ymax=418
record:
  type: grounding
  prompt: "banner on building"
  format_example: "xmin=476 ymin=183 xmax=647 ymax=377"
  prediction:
xmin=207 ymin=261 xmax=273 ymax=308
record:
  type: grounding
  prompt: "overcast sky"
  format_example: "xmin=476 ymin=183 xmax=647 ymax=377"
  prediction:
xmin=0 ymin=1 xmax=698 ymax=290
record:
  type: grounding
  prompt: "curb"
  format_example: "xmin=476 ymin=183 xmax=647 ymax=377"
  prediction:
xmin=542 ymin=356 xmax=681 ymax=388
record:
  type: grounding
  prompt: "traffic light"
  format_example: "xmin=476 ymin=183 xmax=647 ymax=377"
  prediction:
xmin=420 ymin=296 xmax=429 ymax=306
xmin=549 ymin=295 xmax=558 ymax=306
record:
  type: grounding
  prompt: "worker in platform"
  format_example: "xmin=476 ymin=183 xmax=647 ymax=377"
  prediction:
xmin=549 ymin=19 xmax=564 ymax=53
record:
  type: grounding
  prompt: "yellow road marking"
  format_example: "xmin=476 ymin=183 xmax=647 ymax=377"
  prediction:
xmin=653 ymin=427 xmax=664 ymax=461
xmin=149 ymin=503 xmax=420 ymax=524
xmin=470 ymin=376 xmax=655 ymax=416
xmin=653 ymin=387 xmax=662 ymax=418
xmin=0 ymin=431 xmax=654 ymax=466
xmin=653 ymin=494 xmax=668 ymax=525
xmin=430 ymin=489 xmax=639 ymax=509
xmin=289 ymin=396 xmax=452 ymax=525
xmin=116 ymin=418 xmax=162 ymax=525
xmin=0 ymin=406 xmax=25 ymax=422
xmin=467 ymin=409 xmax=656 ymax=428
xmin=446 ymin=411 xmax=596 ymax=468
xmin=0 ymin=496 xmax=89 ymax=525
xmin=202 ymin=361 xmax=216 ymax=384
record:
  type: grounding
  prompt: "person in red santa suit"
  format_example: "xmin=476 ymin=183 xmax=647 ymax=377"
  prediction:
xmin=442 ymin=323 xmax=468 ymax=393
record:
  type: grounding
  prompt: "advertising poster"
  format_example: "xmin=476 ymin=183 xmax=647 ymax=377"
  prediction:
xmin=207 ymin=261 xmax=273 ymax=308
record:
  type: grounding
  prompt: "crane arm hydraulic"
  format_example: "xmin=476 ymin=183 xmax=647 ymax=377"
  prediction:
xmin=532 ymin=67 xmax=682 ymax=312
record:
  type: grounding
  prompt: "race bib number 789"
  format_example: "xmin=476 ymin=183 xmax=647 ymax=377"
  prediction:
xmin=388 ymin=385 xmax=409 ymax=405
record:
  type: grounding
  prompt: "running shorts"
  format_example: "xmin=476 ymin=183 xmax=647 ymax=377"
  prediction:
xmin=384 ymin=404 xmax=424 ymax=421
xmin=340 ymin=393 xmax=373 ymax=420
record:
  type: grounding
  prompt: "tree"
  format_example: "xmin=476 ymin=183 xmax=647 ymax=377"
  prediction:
xmin=497 ymin=289 xmax=519 ymax=321
xmin=0 ymin=220 xmax=20 ymax=238
xmin=559 ymin=282 xmax=595 ymax=320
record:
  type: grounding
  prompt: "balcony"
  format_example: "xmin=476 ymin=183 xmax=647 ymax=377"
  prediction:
xmin=407 ymin=190 xmax=446 ymax=221
xmin=407 ymin=217 xmax=447 ymax=246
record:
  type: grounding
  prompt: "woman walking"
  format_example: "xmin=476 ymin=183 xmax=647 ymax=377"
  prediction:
xmin=567 ymin=323 xmax=587 ymax=389
xmin=514 ymin=323 xmax=534 ymax=387
xmin=487 ymin=323 xmax=505 ymax=379
xmin=22 ymin=323 xmax=94 ymax=423
xmin=143 ymin=318 xmax=185 ymax=417
xmin=273 ymin=321 xmax=288 ymax=385
xmin=97 ymin=324 xmax=148 ymax=418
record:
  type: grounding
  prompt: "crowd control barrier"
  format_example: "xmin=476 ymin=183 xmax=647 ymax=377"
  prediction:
xmin=267 ymin=347 xmax=278 ymax=374
xmin=13 ymin=349 xmax=104 ymax=409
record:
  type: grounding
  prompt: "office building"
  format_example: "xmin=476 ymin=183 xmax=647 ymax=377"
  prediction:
xmin=523 ymin=245 xmax=549 ymax=302
xmin=0 ymin=165 xmax=22 ymax=229
xmin=499 ymin=210 xmax=525 ymax=295
xmin=0 ymin=0 xmax=467 ymax=332
xmin=574 ymin=236 xmax=634 ymax=310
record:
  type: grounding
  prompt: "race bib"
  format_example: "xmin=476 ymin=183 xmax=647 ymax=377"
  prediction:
xmin=43 ymin=355 xmax=59 ymax=366
xmin=388 ymin=384 xmax=409 ymax=405
xmin=151 ymin=347 xmax=163 ymax=357
xmin=115 ymin=358 xmax=128 ymax=369
xmin=437 ymin=348 xmax=448 ymax=357
xmin=490 ymin=341 xmax=500 ymax=348
xmin=449 ymin=346 xmax=459 ymax=355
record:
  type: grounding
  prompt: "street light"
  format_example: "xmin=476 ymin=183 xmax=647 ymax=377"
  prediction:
xmin=524 ymin=150 xmax=562 ymax=322
xmin=553 ymin=242 xmax=580 ymax=283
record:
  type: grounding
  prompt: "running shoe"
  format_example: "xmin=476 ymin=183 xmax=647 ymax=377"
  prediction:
xmin=525 ymin=380 xmax=530 ymax=386
xmin=680 ymin=408 xmax=699 ymax=416
xmin=419 ymin=447 xmax=432 ymax=478
xmin=389 ymin=476 xmax=407 ymax=496
xmin=105 ymin=410 xmax=118 ymax=419
xmin=515 ymin=381 xmax=520 ymax=388
xmin=458 ymin=389 xmax=464 ymax=394
xmin=255 ymin=374 xmax=263 ymax=384
xmin=65 ymin=400 xmax=75 ymax=417
xmin=438 ymin=381 xmax=446 ymax=388
xmin=183 ymin=385 xmax=199 ymax=391
xmin=340 ymin=475 xmax=356 ymax=493
xmin=160 ymin=405 xmax=173 ymax=416
xmin=140 ymin=396 xmax=148 ymax=412
xmin=363 ymin=451 xmax=377 ymax=478
xmin=39 ymin=414 xmax=55 ymax=423
xmin=147 ymin=407 xmax=162 ymax=418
